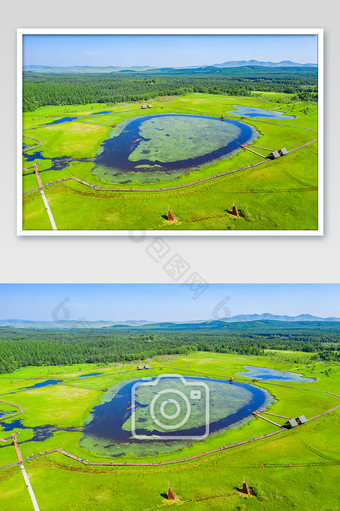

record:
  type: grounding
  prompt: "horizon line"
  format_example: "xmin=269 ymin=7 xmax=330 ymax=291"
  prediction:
xmin=1 ymin=313 xmax=339 ymax=323
xmin=23 ymin=60 xmax=318 ymax=68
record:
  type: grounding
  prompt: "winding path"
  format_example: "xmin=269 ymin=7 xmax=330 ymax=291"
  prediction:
xmin=0 ymin=376 xmax=339 ymax=471
xmin=22 ymin=138 xmax=318 ymax=196
xmin=22 ymin=136 xmax=44 ymax=155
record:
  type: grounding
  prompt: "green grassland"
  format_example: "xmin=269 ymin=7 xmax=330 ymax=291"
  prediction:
xmin=0 ymin=352 xmax=339 ymax=510
xmin=22 ymin=93 xmax=319 ymax=231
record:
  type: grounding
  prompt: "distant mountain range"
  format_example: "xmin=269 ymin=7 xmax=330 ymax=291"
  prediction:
xmin=213 ymin=60 xmax=317 ymax=68
xmin=23 ymin=60 xmax=317 ymax=74
xmin=217 ymin=313 xmax=339 ymax=322
xmin=0 ymin=314 xmax=338 ymax=331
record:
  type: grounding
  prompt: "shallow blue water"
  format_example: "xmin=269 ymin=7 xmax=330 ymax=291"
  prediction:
xmin=24 ymin=379 xmax=63 ymax=389
xmin=24 ymin=151 xmax=92 ymax=172
xmin=23 ymin=113 xmax=258 ymax=181
xmin=0 ymin=419 xmax=79 ymax=446
xmin=82 ymin=375 xmax=270 ymax=444
xmin=79 ymin=373 xmax=103 ymax=378
xmin=94 ymin=113 xmax=258 ymax=179
xmin=228 ymin=105 xmax=296 ymax=120
xmin=44 ymin=117 xmax=77 ymax=126
xmin=237 ymin=366 xmax=315 ymax=382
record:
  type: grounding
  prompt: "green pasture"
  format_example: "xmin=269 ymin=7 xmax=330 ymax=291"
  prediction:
xmin=0 ymin=352 xmax=339 ymax=510
xmin=22 ymin=93 xmax=318 ymax=231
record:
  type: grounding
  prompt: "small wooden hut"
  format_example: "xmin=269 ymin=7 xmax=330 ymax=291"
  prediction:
xmin=279 ymin=147 xmax=288 ymax=156
xmin=269 ymin=150 xmax=280 ymax=159
xmin=296 ymin=415 xmax=307 ymax=425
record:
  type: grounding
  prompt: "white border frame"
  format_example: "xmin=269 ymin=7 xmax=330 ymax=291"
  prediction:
xmin=17 ymin=28 xmax=324 ymax=237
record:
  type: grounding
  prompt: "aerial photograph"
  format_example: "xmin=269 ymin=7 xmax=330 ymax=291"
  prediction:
xmin=0 ymin=283 xmax=339 ymax=510
xmin=20 ymin=31 xmax=321 ymax=233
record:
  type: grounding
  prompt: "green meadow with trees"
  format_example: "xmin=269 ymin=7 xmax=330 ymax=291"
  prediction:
xmin=0 ymin=322 xmax=339 ymax=510
xmin=1 ymin=322 xmax=340 ymax=374
xmin=22 ymin=67 xmax=319 ymax=232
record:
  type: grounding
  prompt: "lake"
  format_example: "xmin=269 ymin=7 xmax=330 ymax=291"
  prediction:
xmin=23 ymin=113 xmax=260 ymax=183
xmin=228 ymin=105 xmax=296 ymax=120
xmin=93 ymin=113 xmax=259 ymax=183
xmin=237 ymin=366 xmax=315 ymax=382
xmin=80 ymin=375 xmax=272 ymax=457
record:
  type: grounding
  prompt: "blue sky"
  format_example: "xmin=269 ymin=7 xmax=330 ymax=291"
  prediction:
xmin=0 ymin=284 xmax=338 ymax=322
xmin=23 ymin=34 xmax=318 ymax=67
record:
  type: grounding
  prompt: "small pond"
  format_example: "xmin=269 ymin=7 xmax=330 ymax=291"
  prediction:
xmin=80 ymin=375 xmax=273 ymax=457
xmin=92 ymin=113 xmax=259 ymax=184
xmin=78 ymin=373 xmax=103 ymax=378
xmin=228 ymin=105 xmax=296 ymax=120
xmin=237 ymin=366 xmax=315 ymax=382
xmin=24 ymin=379 xmax=63 ymax=389
xmin=91 ymin=111 xmax=111 ymax=115
xmin=44 ymin=117 xmax=78 ymax=126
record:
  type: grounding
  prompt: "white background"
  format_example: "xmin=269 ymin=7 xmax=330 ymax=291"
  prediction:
xmin=1 ymin=0 xmax=339 ymax=285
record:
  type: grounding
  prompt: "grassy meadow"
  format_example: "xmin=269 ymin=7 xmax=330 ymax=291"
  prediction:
xmin=0 ymin=352 xmax=339 ymax=510
xmin=22 ymin=93 xmax=319 ymax=231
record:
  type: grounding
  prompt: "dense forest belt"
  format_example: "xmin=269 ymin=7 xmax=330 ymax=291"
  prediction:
xmin=0 ymin=387 xmax=339 ymax=471
xmin=2 ymin=326 xmax=340 ymax=374
xmin=22 ymin=138 xmax=318 ymax=196
xmin=22 ymin=71 xmax=318 ymax=111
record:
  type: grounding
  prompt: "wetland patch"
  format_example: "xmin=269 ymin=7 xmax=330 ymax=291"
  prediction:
xmin=81 ymin=375 xmax=273 ymax=457
xmin=228 ymin=105 xmax=296 ymax=120
xmin=237 ymin=366 xmax=315 ymax=382
xmin=93 ymin=114 xmax=259 ymax=184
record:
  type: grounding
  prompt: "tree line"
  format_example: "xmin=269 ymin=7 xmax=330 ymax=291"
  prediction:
xmin=22 ymin=72 xmax=318 ymax=112
xmin=0 ymin=327 xmax=338 ymax=374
